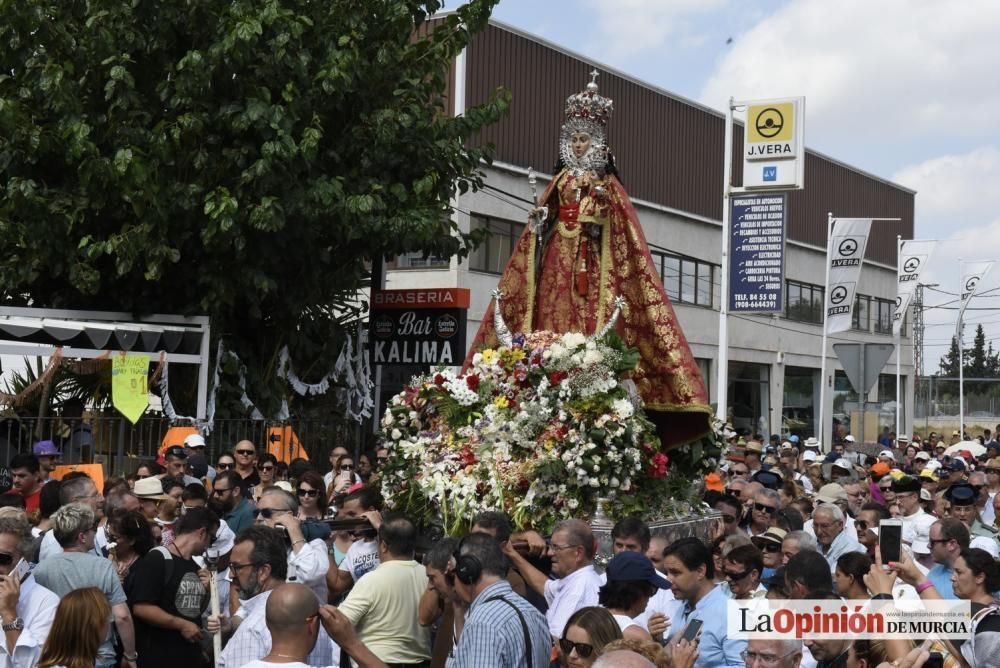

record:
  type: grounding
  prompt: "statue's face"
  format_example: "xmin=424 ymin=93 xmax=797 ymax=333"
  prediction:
xmin=570 ymin=132 xmax=592 ymax=158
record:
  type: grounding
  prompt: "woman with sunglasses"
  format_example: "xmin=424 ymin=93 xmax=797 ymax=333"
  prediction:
xmin=107 ymin=510 xmax=154 ymax=585
xmin=558 ymin=606 xmax=622 ymax=667
xmin=328 ymin=454 xmax=361 ymax=497
xmin=254 ymin=453 xmax=279 ymax=500
xmin=296 ymin=471 xmax=328 ymax=521
xmin=216 ymin=454 xmax=235 ymax=474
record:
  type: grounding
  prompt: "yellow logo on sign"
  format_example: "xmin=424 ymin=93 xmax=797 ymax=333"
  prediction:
xmin=747 ymin=102 xmax=794 ymax=144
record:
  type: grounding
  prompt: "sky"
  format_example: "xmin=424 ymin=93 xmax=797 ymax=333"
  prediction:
xmin=491 ymin=0 xmax=1000 ymax=373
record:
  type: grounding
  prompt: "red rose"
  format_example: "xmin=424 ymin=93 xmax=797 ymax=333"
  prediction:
xmin=650 ymin=453 xmax=669 ymax=478
xmin=549 ymin=371 xmax=567 ymax=385
xmin=433 ymin=373 xmax=445 ymax=386
xmin=466 ymin=374 xmax=480 ymax=391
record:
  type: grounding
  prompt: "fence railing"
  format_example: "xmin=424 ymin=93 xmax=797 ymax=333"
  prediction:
xmin=0 ymin=414 xmax=352 ymax=477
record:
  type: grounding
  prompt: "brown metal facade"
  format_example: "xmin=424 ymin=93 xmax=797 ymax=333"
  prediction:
xmin=461 ymin=23 xmax=913 ymax=266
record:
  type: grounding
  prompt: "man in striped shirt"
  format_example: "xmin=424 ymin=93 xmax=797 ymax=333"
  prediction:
xmin=449 ymin=533 xmax=551 ymax=668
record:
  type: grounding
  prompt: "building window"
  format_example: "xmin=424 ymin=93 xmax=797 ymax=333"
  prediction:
xmin=853 ymin=294 xmax=871 ymax=331
xmin=785 ymin=280 xmax=823 ymax=323
xmin=467 ymin=214 xmax=525 ymax=274
xmin=874 ymin=298 xmax=893 ymax=334
xmin=393 ymin=252 xmax=450 ymax=269
xmin=655 ymin=251 xmax=714 ymax=307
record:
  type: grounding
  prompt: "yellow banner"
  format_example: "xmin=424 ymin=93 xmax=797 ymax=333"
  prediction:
xmin=112 ymin=354 xmax=149 ymax=424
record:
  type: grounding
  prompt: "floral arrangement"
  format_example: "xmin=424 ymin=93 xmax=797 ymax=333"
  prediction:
xmin=378 ymin=330 xmax=704 ymax=535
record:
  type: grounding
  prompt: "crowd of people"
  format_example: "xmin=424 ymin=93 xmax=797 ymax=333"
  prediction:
xmin=0 ymin=426 xmax=997 ymax=667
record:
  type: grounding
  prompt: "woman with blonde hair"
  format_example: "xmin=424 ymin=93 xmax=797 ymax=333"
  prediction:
xmin=38 ymin=587 xmax=112 ymax=668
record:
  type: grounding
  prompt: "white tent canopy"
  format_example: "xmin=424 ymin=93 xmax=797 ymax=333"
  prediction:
xmin=0 ymin=306 xmax=211 ymax=418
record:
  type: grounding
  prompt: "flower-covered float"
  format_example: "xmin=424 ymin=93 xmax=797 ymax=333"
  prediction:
xmin=378 ymin=297 xmax=723 ymax=539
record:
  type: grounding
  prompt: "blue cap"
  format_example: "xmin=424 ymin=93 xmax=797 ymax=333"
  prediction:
xmin=33 ymin=440 xmax=61 ymax=456
xmin=949 ymin=458 xmax=967 ymax=472
xmin=605 ymin=551 xmax=670 ymax=589
xmin=789 ymin=435 xmax=800 ymax=443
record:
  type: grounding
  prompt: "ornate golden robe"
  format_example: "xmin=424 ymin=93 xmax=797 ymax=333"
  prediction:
xmin=466 ymin=168 xmax=712 ymax=448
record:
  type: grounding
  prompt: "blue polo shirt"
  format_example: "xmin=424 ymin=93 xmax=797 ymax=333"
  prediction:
xmin=668 ymin=583 xmax=746 ymax=667
xmin=927 ymin=563 xmax=956 ymax=599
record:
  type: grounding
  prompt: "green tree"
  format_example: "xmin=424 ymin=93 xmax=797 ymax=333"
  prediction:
xmin=0 ymin=0 xmax=508 ymax=416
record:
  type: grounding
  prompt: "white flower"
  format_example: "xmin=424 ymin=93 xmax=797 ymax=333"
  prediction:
xmin=612 ymin=398 xmax=634 ymax=419
xmin=567 ymin=498 xmax=579 ymax=510
xmin=561 ymin=332 xmax=586 ymax=348
xmin=391 ymin=428 xmax=402 ymax=440
xmin=589 ymin=478 xmax=600 ymax=488
xmin=583 ymin=349 xmax=604 ymax=365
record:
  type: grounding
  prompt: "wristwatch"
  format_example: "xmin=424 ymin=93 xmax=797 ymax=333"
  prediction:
xmin=1 ymin=617 xmax=23 ymax=632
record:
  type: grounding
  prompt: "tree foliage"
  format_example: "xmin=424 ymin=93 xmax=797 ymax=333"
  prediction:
xmin=0 ymin=0 xmax=508 ymax=415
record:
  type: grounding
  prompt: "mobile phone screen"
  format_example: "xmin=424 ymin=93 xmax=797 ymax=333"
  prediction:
xmin=13 ymin=558 xmax=30 ymax=583
xmin=682 ymin=618 xmax=703 ymax=642
xmin=879 ymin=522 xmax=902 ymax=564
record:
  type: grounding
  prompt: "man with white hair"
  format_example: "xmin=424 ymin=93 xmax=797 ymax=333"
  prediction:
xmin=812 ymin=504 xmax=864 ymax=574
xmin=780 ymin=531 xmax=817 ymax=566
xmin=745 ymin=637 xmax=803 ymax=668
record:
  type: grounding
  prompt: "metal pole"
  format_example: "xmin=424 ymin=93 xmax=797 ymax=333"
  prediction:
xmin=818 ymin=213 xmax=834 ymax=450
xmin=895 ymin=235 xmax=902 ymax=444
xmin=958 ymin=259 xmax=964 ymax=439
xmin=715 ymin=97 xmax=735 ymax=424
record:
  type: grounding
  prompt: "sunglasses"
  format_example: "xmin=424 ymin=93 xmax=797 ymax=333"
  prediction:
xmin=376 ymin=456 xmax=390 ymax=463
xmin=298 ymin=489 xmax=319 ymax=497
xmin=724 ymin=567 xmax=754 ymax=581
xmin=725 ymin=488 xmax=742 ymax=498
xmin=856 ymin=520 xmax=869 ymax=530
xmin=257 ymin=465 xmax=274 ymax=471
xmin=758 ymin=542 xmax=781 ymax=553
xmin=731 ymin=469 xmax=749 ymax=476
xmin=0 ymin=552 xmax=14 ymax=566
xmin=986 ymin=468 xmax=1000 ymax=475
xmin=558 ymin=639 xmax=594 ymax=658
xmin=721 ymin=514 xmax=737 ymax=524
xmin=211 ymin=487 xmax=233 ymax=496
xmin=340 ymin=464 xmax=355 ymax=470
xmin=754 ymin=503 xmax=777 ymax=515
xmin=217 ymin=463 xmax=234 ymax=469
xmin=136 ymin=474 xmax=150 ymax=480
xmin=236 ymin=450 xmax=254 ymax=456
xmin=253 ymin=508 xmax=290 ymax=519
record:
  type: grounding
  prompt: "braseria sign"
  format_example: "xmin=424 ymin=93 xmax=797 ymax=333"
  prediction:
xmin=370 ymin=288 xmax=469 ymax=366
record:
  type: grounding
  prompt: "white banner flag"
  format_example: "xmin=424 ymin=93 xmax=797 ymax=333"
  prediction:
xmin=893 ymin=240 xmax=937 ymax=336
xmin=957 ymin=261 xmax=994 ymax=337
xmin=825 ymin=218 xmax=873 ymax=334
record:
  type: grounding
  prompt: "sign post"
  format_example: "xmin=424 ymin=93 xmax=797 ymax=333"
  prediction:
xmin=717 ymin=96 xmax=804 ymax=428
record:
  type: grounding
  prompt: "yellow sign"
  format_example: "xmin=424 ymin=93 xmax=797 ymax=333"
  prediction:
xmin=746 ymin=101 xmax=796 ymax=160
xmin=112 ymin=354 xmax=150 ymax=424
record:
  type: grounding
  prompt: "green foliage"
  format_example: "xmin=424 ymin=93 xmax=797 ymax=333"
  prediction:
xmin=0 ymin=0 xmax=509 ymax=416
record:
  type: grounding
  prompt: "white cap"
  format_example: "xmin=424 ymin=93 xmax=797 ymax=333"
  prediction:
xmin=879 ymin=450 xmax=895 ymax=460
xmin=971 ymin=536 xmax=1000 ymax=558
xmin=183 ymin=434 xmax=207 ymax=448
xmin=844 ymin=435 xmax=856 ymax=443
xmin=833 ymin=457 xmax=853 ymax=470
xmin=802 ymin=450 xmax=817 ymax=462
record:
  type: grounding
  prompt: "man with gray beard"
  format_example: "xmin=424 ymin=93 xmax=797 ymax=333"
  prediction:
xmin=208 ymin=526 xmax=336 ymax=667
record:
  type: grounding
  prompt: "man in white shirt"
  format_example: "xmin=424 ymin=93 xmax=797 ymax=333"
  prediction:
xmin=208 ymin=526 xmax=335 ymax=667
xmin=0 ymin=512 xmax=59 ymax=668
xmin=604 ymin=519 xmax=678 ymax=633
xmin=254 ymin=488 xmax=330 ymax=602
xmin=894 ymin=476 xmax=936 ymax=567
xmin=505 ymin=519 xmax=603 ymax=638
xmin=329 ymin=487 xmax=382 ymax=599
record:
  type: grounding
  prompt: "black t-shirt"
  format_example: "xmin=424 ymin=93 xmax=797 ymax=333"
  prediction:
xmin=237 ymin=469 xmax=261 ymax=499
xmin=127 ymin=547 xmax=207 ymax=668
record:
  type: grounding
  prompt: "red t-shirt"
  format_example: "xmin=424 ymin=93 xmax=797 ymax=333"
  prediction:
xmin=22 ymin=487 xmax=41 ymax=513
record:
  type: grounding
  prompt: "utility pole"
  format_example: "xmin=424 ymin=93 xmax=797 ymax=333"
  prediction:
xmin=914 ymin=282 xmax=939 ymax=379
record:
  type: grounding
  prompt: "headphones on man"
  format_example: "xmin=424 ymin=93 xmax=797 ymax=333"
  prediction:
xmin=452 ymin=536 xmax=482 ymax=585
